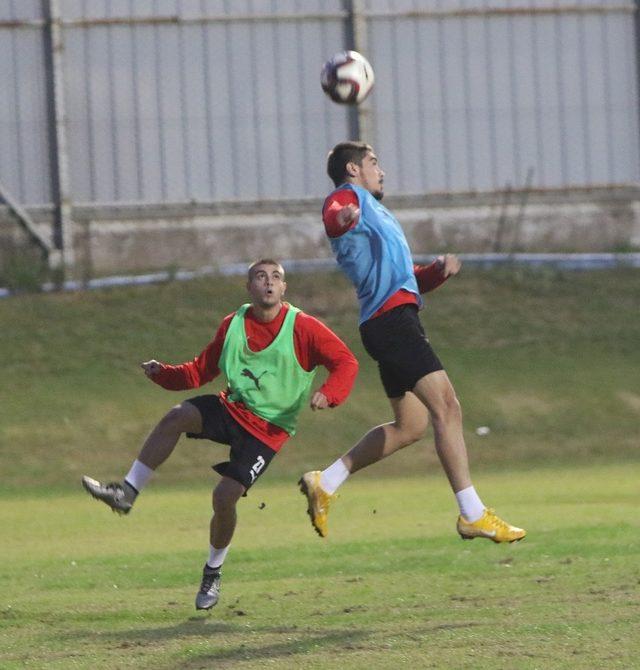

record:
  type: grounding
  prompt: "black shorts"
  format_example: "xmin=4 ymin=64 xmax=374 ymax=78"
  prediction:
xmin=359 ymin=304 xmax=444 ymax=398
xmin=185 ymin=394 xmax=276 ymax=491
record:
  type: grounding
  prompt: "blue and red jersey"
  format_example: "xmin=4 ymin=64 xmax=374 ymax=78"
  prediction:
xmin=322 ymin=186 xmax=449 ymax=320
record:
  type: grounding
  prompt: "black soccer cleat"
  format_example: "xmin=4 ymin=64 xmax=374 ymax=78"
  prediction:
xmin=195 ymin=564 xmax=222 ymax=610
xmin=81 ymin=475 xmax=133 ymax=515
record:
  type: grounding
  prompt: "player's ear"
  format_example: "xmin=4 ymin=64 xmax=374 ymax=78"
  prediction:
xmin=346 ymin=161 xmax=359 ymax=178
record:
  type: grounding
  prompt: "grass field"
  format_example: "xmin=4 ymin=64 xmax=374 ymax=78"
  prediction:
xmin=1 ymin=267 xmax=639 ymax=667
xmin=1 ymin=267 xmax=639 ymax=491
xmin=2 ymin=465 xmax=639 ymax=669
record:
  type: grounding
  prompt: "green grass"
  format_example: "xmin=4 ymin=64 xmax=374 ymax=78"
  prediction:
xmin=1 ymin=268 xmax=639 ymax=666
xmin=0 ymin=267 xmax=638 ymax=491
xmin=2 ymin=465 xmax=639 ymax=669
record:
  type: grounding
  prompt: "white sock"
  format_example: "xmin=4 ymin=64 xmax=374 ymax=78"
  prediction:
xmin=207 ymin=545 xmax=229 ymax=569
xmin=320 ymin=458 xmax=350 ymax=495
xmin=455 ymin=486 xmax=485 ymax=522
xmin=124 ymin=459 xmax=154 ymax=493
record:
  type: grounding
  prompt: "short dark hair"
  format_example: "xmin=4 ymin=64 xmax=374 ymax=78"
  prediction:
xmin=247 ymin=258 xmax=284 ymax=280
xmin=326 ymin=141 xmax=373 ymax=187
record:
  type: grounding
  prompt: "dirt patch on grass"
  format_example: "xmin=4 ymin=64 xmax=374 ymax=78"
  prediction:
xmin=494 ymin=392 xmax=555 ymax=416
xmin=617 ymin=391 xmax=640 ymax=413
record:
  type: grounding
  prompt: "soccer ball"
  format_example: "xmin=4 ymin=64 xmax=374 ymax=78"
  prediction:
xmin=321 ymin=50 xmax=375 ymax=105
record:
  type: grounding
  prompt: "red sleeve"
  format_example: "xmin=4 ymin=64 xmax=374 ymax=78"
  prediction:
xmin=414 ymin=260 xmax=448 ymax=293
xmin=322 ymin=189 xmax=360 ymax=238
xmin=151 ymin=313 xmax=234 ymax=390
xmin=293 ymin=312 xmax=358 ymax=407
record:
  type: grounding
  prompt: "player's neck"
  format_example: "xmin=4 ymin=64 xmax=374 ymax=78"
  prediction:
xmin=250 ymin=302 xmax=284 ymax=323
xmin=343 ymin=177 xmax=362 ymax=189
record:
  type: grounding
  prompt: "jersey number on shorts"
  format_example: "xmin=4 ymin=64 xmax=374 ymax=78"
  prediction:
xmin=249 ymin=455 xmax=266 ymax=483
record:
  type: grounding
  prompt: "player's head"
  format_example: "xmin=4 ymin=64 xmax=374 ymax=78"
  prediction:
xmin=326 ymin=141 xmax=385 ymax=200
xmin=247 ymin=259 xmax=286 ymax=309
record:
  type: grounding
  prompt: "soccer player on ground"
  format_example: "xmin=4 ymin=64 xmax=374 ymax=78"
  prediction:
xmin=82 ymin=259 xmax=358 ymax=610
xmin=299 ymin=141 xmax=526 ymax=544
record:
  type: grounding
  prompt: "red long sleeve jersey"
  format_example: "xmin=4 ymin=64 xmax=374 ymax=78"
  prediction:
xmin=151 ymin=304 xmax=358 ymax=451
xmin=323 ymin=188 xmax=449 ymax=317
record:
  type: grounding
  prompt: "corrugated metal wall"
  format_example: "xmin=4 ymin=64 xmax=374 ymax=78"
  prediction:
xmin=0 ymin=0 xmax=52 ymax=206
xmin=61 ymin=0 xmax=352 ymax=204
xmin=367 ymin=0 xmax=640 ymax=193
xmin=0 ymin=0 xmax=638 ymax=208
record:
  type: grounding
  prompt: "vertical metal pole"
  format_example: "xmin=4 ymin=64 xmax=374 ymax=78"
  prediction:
xmin=348 ymin=0 xmax=375 ymax=145
xmin=635 ymin=0 xmax=640 ymax=178
xmin=43 ymin=0 xmax=73 ymax=273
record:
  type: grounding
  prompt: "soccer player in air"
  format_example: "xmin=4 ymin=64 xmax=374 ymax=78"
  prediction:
xmin=82 ymin=259 xmax=358 ymax=610
xmin=299 ymin=141 xmax=526 ymax=544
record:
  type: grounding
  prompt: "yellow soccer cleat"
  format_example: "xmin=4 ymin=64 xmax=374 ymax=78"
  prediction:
xmin=457 ymin=508 xmax=526 ymax=543
xmin=298 ymin=471 xmax=335 ymax=538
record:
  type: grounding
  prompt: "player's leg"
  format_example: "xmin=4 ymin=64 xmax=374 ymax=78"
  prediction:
xmin=195 ymin=476 xmax=245 ymax=611
xmin=210 ymin=476 xmax=245 ymax=548
xmin=411 ymin=370 xmax=470 ymax=492
xmin=343 ymin=391 xmax=429 ymax=473
xmin=81 ymin=399 xmax=203 ymax=514
xmin=137 ymin=400 xmax=203 ymax=469
xmin=299 ymin=392 xmax=427 ymax=537
xmin=412 ymin=370 xmax=525 ymax=543
xmin=300 ymin=306 xmax=433 ymax=537
xmin=196 ymin=419 xmax=276 ymax=610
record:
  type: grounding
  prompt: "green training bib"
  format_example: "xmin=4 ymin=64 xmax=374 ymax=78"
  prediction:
xmin=219 ymin=304 xmax=317 ymax=435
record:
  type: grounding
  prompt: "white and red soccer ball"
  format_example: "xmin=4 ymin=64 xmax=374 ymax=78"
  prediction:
xmin=321 ymin=50 xmax=375 ymax=105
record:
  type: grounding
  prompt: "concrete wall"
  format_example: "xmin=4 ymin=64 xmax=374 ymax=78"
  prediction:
xmin=2 ymin=187 xmax=639 ymax=277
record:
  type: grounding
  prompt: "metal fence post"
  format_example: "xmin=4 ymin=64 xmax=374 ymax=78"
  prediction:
xmin=635 ymin=0 xmax=640 ymax=178
xmin=348 ymin=0 xmax=375 ymax=144
xmin=43 ymin=0 xmax=73 ymax=273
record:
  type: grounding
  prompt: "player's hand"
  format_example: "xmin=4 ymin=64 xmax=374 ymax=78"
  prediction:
xmin=336 ymin=204 xmax=360 ymax=230
xmin=437 ymin=254 xmax=462 ymax=278
xmin=309 ymin=391 xmax=330 ymax=411
xmin=141 ymin=359 xmax=162 ymax=378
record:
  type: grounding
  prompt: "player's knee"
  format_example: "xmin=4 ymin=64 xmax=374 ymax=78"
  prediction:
xmin=395 ymin=421 xmax=427 ymax=447
xmin=447 ymin=393 xmax=462 ymax=419
xmin=160 ymin=403 xmax=199 ymax=433
xmin=430 ymin=390 xmax=462 ymax=424
xmin=212 ymin=478 xmax=244 ymax=511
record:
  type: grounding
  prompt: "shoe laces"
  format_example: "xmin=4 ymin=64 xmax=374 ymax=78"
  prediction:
xmin=105 ymin=482 xmax=125 ymax=498
xmin=484 ymin=508 xmax=511 ymax=530
xmin=200 ymin=568 xmax=220 ymax=592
